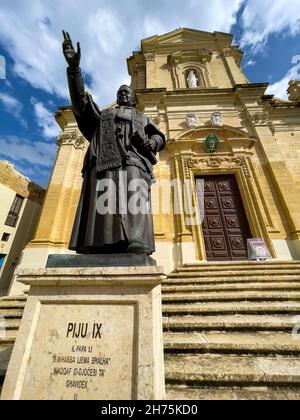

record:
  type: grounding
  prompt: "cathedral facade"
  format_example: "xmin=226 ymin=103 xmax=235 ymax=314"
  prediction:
xmin=9 ymin=28 xmax=300 ymax=295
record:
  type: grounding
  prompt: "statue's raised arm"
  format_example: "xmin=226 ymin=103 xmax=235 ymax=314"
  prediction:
xmin=62 ymin=30 xmax=99 ymax=140
xmin=62 ymin=31 xmax=81 ymax=69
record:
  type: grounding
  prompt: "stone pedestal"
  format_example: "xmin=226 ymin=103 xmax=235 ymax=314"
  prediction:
xmin=1 ymin=267 xmax=166 ymax=400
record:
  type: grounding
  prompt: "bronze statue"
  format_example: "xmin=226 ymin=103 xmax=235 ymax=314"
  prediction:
xmin=62 ymin=31 xmax=165 ymax=255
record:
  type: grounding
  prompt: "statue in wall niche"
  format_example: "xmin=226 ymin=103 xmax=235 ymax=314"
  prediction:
xmin=62 ymin=31 xmax=165 ymax=255
xmin=186 ymin=70 xmax=198 ymax=88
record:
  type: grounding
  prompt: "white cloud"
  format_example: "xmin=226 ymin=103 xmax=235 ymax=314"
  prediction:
xmin=244 ymin=59 xmax=256 ymax=68
xmin=240 ymin=0 xmax=300 ymax=53
xmin=0 ymin=0 xmax=243 ymax=106
xmin=266 ymin=55 xmax=300 ymax=99
xmin=31 ymin=98 xmax=60 ymax=139
xmin=0 ymin=135 xmax=56 ymax=170
xmin=0 ymin=92 xmax=22 ymax=114
xmin=87 ymin=10 xmax=124 ymax=57
xmin=0 ymin=92 xmax=27 ymax=128
xmin=0 ymin=55 xmax=5 ymax=79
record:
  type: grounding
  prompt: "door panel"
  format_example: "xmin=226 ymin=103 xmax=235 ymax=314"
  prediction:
xmin=197 ymin=175 xmax=252 ymax=261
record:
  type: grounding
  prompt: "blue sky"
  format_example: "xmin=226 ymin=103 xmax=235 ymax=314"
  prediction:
xmin=0 ymin=0 xmax=300 ymax=188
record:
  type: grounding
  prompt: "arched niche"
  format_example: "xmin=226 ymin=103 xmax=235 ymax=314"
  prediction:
xmin=181 ymin=63 xmax=210 ymax=88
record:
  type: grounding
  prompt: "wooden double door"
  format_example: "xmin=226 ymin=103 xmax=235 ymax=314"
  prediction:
xmin=196 ymin=175 xmax=252 ymax=261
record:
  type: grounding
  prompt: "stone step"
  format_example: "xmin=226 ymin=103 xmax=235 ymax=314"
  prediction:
xmin=169 ymin=270 xmax=300 ymax=278
xmin=0 ymin=330 xmax=18 ymax=343
xmin=162 ymin=301 xmax=300 ymax=315
xmin=162 ymin=291 xmax=300 ymax=302
xmin=162 ymin=282 xmax=300 ymax=293
xmin=164 ymin=331 xmax=300 ymax=354
xmin=0 ymin=295 xmax=27 ymax=302
xmin=165 ymin=386 xmax=300 ymax=400
xmin=0 ymin=318 xmax=21 ymax=330
xmin=0 ymin=309 xmax=24 ymax=318
xmin=164 ymin=276 xmax=300 ymax=285
xmin=0 ymin=301 xmax=26 ymax=309
xmin=163 ymin=314 xmax=300 ymax=332
xmin=178 ymin=262 xmax=300 ymax=270
xmin=165 ymin=354 xmax=300 ymax=386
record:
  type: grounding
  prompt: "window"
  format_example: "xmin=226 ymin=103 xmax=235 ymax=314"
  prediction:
xmin=1 ymin=233 xmax=10 ymax=242
xmin=0 ymin=254 xmax=6 ymax=269
xmin=5 ymin=195 xmax=24 ymax=228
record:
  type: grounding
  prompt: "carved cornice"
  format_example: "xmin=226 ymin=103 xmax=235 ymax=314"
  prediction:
xmin=223 ymin=48 xmax=232 ymax=57
xmin=57 ymin=130 xmax=86 ymax=150
xmin=168 ymin=49 xmax=212 ymax=65
xmin=144 ymin=51 xmax=155 ymax=62
xmin=222 ymin=47 xmax=244 ymax=68
xmin=240 ymin=109 xmax=272 ymax=128
xmin=249 ymin=111 xmax=270 ymax=125
xmin=184 ymin=156 xmax=251 ymax=179
xmin=197 ymin=48 xmax=213 ymax=64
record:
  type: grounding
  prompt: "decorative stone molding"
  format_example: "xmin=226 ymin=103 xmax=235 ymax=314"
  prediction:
xmin=249 ymin=111 xmax=269 ymax=126
xmin=153 ymin=114 xmax=166 ymax=126
xmin=288 ymin=80 xmax=300 ymax=102
xmin=239 ymin=110 xmax=248 ymax=128
xmin=223 ymin=48 xmax=232 ymax=57
xmin=184 ymin=156 xmax=251 ymax=179
xmin=186 ymin=113 xmax=199 ymax=128
xmin=57 ymin=130 xmax=86 ymax=150
xmin=231 ymin=47 xmax=244 ymax=68
xmin=153 ymin=116 xmax=161 ymax=126
xmin=239 ymin=108 xmax=269 ymax=127
xmin=144 ymin=51 xmax=155 ymax=62
xmin=211 ymin=112 xmax=224 ymax=127
xmin=167 ymin=52 xmax=181 ymax=66
xmin=168 ymin=49 xmax=212 ymax=65
xmin=222 ymin=47 xmax=243 ymax=68
xmin=196 ymin=49 xmax=213 ymax=65
xmin=168 ymin=53 xmax=181 ymax=89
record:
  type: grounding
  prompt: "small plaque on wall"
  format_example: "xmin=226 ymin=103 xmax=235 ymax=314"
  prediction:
xmin=247 ymin=238 xmax=272 ymax=261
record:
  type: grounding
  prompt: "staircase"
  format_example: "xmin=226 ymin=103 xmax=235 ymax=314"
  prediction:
xmin=1 ymin=262 xmax=300 ymax=399
xmin=0 ymin=295 xmax=26 ymax=392
xmin=163 ymin=261 xmax=300 ymax=400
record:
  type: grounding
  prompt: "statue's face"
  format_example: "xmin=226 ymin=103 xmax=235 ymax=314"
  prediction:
xmin=117 ymin=86 xmax=135 ymax=106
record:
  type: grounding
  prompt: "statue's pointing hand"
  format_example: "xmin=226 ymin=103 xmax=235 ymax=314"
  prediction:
xmin=62 ymin=30 xmax=81 ymax=70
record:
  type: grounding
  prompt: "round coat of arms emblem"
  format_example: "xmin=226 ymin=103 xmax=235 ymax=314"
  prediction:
xmin=205 ymin=134 xmax=219 ymax=153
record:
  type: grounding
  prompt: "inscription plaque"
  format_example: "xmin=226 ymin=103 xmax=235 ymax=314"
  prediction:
xmin=1 ymin=267 xmax=165 ymax=401
xmin=20 ymin=304 xmax=136 ymax=400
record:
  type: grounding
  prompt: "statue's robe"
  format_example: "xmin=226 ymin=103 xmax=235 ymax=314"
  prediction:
xmin=67 ymin=68 xmax=165 ymax=254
